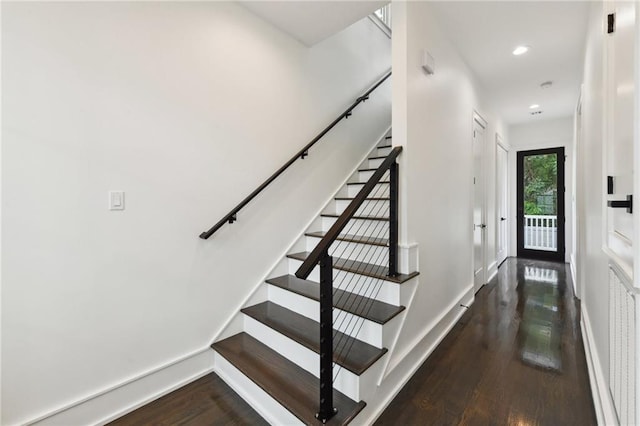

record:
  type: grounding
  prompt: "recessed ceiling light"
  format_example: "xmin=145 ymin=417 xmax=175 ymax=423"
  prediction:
xmin=529 ymin=104 xmax=540 ymax=109
xmin=512 ymin=45 xmax=530 ymax=56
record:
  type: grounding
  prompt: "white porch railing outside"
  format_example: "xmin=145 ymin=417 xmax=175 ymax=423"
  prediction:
xmin=524 ymin=215 xmax=557 ymax=251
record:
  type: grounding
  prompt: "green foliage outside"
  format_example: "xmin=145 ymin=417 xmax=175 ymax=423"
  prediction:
xmin=524 ymin=154 xmax=557 ymax=215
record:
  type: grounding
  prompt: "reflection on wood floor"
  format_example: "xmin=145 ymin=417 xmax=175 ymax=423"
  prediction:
xmin=375 ymin=258 xmax=596 ymax=426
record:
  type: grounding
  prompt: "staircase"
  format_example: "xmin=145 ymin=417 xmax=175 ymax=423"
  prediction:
xmin=211 ymin=135 xmax=419 ymax=425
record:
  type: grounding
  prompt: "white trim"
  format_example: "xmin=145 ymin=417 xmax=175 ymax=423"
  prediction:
xmin=495 ymin=135 xmax=509 ymax=266
xmin=472 ymin=111 xmax=488 ymax=290
xmin=376 ymin=274 xmax=421 ymax=384
xmin=397 ymin=241 xmax=419 ymax=275
xmin=570 ymin=253 xmax=578 ymax=295
xmin=24 ymin=349 xmax=214 ymax=426
xmin=368 ymin=14 xmax=391 ymax=39
xmin=603 ymin=245 xmax=635 ymax=289
xmin=581 ymin=305 xmax=618 ymax=426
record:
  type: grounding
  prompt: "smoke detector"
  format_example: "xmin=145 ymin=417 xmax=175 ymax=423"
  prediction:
xmin=540 ymin=81 xmax=553 ymax=89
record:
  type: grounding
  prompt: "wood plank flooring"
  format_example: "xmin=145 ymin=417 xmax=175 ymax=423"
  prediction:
xmin=110 ymin=258 xmax=596 ymax=425
xmin=375 ymin=258 xmax=596 ymax=425
xmin=107 ymin=373 xmax=267 ymax=426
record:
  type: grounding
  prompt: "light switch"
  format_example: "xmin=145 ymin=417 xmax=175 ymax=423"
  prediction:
xmin=109 ymin=191 xmax=125 ymax=210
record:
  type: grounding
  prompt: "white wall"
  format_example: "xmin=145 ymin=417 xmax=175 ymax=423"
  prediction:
xmin=390 ymin=0 xmax=505 ymax=382
xmin=1 ymin=2 xmax=391 ymax=424
xmin=507 ymin=116 xmax=575 ymax=262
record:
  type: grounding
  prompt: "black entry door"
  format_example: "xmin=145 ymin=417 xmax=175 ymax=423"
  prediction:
xmin=517 ymin=147 xmax=565 ymax=261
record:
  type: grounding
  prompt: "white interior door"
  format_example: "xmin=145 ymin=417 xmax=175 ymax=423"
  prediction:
xmin=496 ymin=139 xmax=508 ymax=265
xmin=473 ymin=117 xmax=486 ymax=292
xmin=604 ymin=1 xmax=636 ymax=273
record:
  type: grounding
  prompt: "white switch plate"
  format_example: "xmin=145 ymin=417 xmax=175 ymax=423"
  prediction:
xmin=109 ymin=191 xmax=125 ymax=210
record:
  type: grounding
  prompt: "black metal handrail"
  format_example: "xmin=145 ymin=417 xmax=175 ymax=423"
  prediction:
xmin=199 ymin=70 xmax=392 ymax=239
xmin=295 ymin=146 xmax=402 ymax=279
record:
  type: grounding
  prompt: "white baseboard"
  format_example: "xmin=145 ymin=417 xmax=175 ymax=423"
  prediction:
xmin=581 ymin=305 xmax=617 ymax=426
xmin=26 ymin=348 xmax=214 ymax=426
xmin=570 ymin=254 xmax=578 ymax=297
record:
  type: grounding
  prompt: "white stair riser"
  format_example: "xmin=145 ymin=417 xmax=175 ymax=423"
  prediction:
xmin=214 ymin=353 xmax=303 ymax=426
xmin=355 ymin=169 xmax=390 ymax=184
xmin=367 ymin=157 xmax=385 ymax=168
xmin=305 ymin=238 xmax=389 ymax=265
xmin=358 ymin=169 xmax=376 ymax=181
xmin=287 ymin=258 xmax=402 ymax=305
xmin=243 ymin=315 xmax=372 ymax=401
xmin=347 ymin=183 xmax=389 ymax=198
xmin=322 ymin=217 xmax=389 ymax=237
xmin=377 ymin=146 xmax=392 ymax=156
xmin=267 ymin=284 xmax=386 ymax=348
xmin=335 ymin=199 xmax=390 ymax=216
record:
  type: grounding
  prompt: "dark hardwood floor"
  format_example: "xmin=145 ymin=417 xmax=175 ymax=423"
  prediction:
xmin=375 ymin=258 xmax=596 ymax=425
xmin=108 ymin=373 xmax=267 ymax=426
xmin=110 ymin=258 xmax=596 ymax=425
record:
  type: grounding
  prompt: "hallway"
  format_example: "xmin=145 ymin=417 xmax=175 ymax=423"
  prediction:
xmin=375 ymin=258 xmax=596 ymax=425
xmin=111 ymin=258 xmax=596 ymax=425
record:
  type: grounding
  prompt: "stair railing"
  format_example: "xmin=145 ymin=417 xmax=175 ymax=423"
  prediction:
xmin=199 ymin=70 xmax=392 ymax=240
xmin=295 ymin=146 xmax=402 ymax=423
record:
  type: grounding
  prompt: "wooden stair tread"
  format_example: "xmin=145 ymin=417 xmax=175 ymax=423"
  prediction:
xmin=242 ymin=302 xmax=387 ymax=375
xmin=212 ymin=333 xmax=365 ymax=426
xmin=266 ymin=274 xmax=405 ymax=324
xmin=321 ymin=213 xmax=389 ymax=221
xmin=334 ymin=197 xmax=390 ymax=201
xmin=305 ymin=231 xmax=388 ymax=247
xmin=346 ymin=180 xmax=390 ymax=186
xmin=368 ymin=156 xmax=387 ymax=160
xmin=286 ymin=252 xmax=419 ymax=284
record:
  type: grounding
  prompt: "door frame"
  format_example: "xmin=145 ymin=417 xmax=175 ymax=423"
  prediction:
xmin=472 ymin=112 xmax=488 ymax=291
xmin=516 ymin=147 xmax=566 ymax=261
xmin=496 ymin=134 xmax=509 ymax=266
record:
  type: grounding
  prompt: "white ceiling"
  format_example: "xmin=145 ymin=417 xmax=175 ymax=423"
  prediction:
xmin=429 ymin=1 xmax=590 ymax=124
xmin=241 ymin=1 xmax=387 ymax=46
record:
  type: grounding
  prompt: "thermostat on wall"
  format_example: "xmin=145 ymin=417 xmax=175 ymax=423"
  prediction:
xmin=422 ymin=50 xmax=435 ymax=75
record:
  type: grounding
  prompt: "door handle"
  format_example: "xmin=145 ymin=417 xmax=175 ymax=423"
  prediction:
xmin=607 ymin=195 xmax=633 ymax=214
